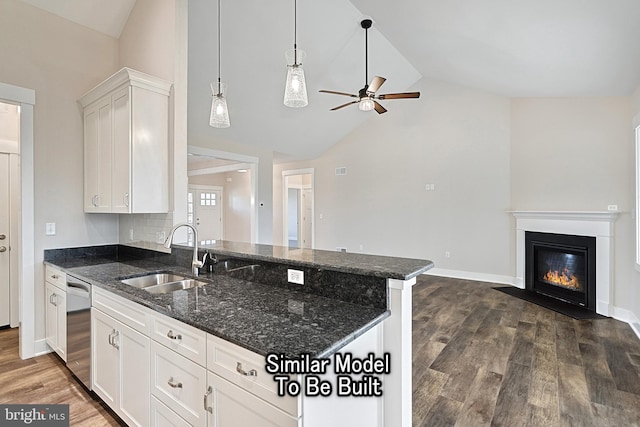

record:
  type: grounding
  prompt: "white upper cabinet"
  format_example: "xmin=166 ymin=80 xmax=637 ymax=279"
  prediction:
xmin=79 ymin=68 xmax=171 ymax=214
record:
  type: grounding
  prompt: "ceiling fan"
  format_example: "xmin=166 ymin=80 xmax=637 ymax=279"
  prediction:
xmin=319 ymin=19 xmax=420 ymax=114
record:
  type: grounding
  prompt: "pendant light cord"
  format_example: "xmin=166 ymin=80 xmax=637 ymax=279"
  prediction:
xmin=217 ymin=0 xmax=222 ymax=93
xmin=293 ymin=0 xmax=298 ymax=64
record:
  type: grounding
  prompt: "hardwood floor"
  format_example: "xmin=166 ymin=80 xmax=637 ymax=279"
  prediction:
xmin=2 ymin=275 xmax=639 ymax=426
xmin=0 ymin=327 xmax=124 ymax=426
xmin=413 ymin=275 xmax=640 ymax=427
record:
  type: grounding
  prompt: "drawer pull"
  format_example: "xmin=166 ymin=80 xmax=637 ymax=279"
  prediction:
xmin=51 ymin=274 xmax=59 ymax=279
xmin=167 ymin=377 xmax=183 ymax=389
xmin=204 ymin=386 xmax=213 ymax=413
xmin=166 ymin=330 xmax=182 ymax=341
xmin=236 ymin=362 xmax=258 ymax=377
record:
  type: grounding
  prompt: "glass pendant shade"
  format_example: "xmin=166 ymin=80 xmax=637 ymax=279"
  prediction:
xmin=359 ymin=97 xmax=374 ymax=111
xmin=284 ymin=48 xmax=308 ymax=108
xmin=209 ymin=82 xmax=230 ymax=128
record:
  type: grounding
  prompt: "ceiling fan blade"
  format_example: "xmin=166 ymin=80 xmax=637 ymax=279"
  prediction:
xmin=319 ymin=90 xmax=358 ymax=98
xmin=331 ymin=100 xmax=359 ymax=111
xmin=367 ymin=76 xmax=386 ymax=93
xmin=377 ymin=92 xmax=421 ymax=100
xmin=373 ymin=101 xmax=387 ymax=114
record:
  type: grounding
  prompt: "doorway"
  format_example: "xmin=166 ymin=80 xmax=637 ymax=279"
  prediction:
xmin=0 ymin=101 xmax=20 ymax=329
xmin=188 ymin=185 xmax=223 ymax=243
xmin=282 ymin=169 xmax=314 ymax=249
xmin=187 ymin=145 xmax=258 ymax=243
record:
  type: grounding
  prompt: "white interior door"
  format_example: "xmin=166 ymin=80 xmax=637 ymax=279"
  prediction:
xmin=189 ymin=186 xmax=222 ymax=242
xmin=0 ymin=154 xmax=10 ymax=327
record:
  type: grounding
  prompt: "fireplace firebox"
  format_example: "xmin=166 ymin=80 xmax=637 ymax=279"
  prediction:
xmin=525 ymin=231 xmax=596 ymax=311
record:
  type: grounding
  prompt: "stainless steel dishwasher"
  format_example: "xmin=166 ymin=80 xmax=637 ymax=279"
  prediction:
xmin=66 ymin=274 xmax=92 ymax=390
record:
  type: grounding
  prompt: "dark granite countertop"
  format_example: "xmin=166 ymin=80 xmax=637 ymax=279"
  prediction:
xmin=199 ymin=241 xmax=434 ymax=280
xmin=44 ymin=242 xmax=433 ymax=358
xmin=45 ymin=257 xmax=389 ymax=358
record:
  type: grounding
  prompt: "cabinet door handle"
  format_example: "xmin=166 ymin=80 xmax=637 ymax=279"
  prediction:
xmin=123 ymin=192 xmax=129 ymax=207
xmin=0 ymin=246 xmax=6 ymax=253
xmin=236 ymin=362 xmax=257 ymax=377
xmin=49 ymin=294 xmax=55 ymax=305
xmin=0 ymin=234 xmax=5 ymax=240
xmin=109 ymin=329 xmax=119 ymax=349
xmin=167 ymin=377 xmax=183 ymax=389
xmin=50 ymin=293 xmax=57 ymax=307
xmin=166 ymin=330 xmax=182 ymax=341
xmin=92 ymin=195 xmax=98 ymax=207
xmin=203 ymin=386 xmax=213 ymax=413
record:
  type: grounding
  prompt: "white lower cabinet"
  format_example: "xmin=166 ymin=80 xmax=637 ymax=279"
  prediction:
xmin=45 ymin=281 xmax=67 ymax=361
xmin=151 ymin=396 xmax=192 ymax=427
xmin=91 ymin=289 xmax=335 ymax=427
xmin=205 ymin=371 xmax=299 ymax=427
xmin=92 ymin=307 xmax=150 ymax=426
xmin=150 ymin=340 xmax=208 ymax=427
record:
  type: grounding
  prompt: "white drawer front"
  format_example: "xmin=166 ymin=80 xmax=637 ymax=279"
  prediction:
xmin=206 ymin=334 xmax=300 ymax=416
xmin=93 ymin=287 xmax=150 ymax=335
xmin=150 ymin=312 xmax=207 ymax=367
xmin=151 ymin=340 xmax=207 ymax=427
xmin=45 ymin=265 xmax=66 ymax=288
xmin=151 ymin=396 xmax=192 ymax=427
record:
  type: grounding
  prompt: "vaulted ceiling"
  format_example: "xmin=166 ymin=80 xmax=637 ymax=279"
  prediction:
xmin=18 ymin=0 xmax=640 ymax=159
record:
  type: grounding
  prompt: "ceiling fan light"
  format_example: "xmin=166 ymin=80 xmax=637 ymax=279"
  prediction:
xmin=284 ymin=49 xmax=308 ymax=108
xmin=359 ymin=97 xmax=374 ymax=111
xmin=210 ymin=82 xmax=230 ymax=128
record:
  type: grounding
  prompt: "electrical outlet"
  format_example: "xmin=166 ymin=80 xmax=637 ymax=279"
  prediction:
xmin=426 ymin=183 xmax=436 ymax=191
xmin=156 ymin=231 xmax=166 ymax=244
xmin=445 ymin=251 xmax=451 ymax=258
xmin=129 ymin=229 xmax=134 ymax=241
xmin=288 ymin=269 xmax=304 ymax=285
xmin=607 ymin=205 xmax=618 ymax=211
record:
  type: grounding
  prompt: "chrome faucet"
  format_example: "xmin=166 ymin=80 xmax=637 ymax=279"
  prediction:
xmin=163 ymin=223 xmax=204 ymax=276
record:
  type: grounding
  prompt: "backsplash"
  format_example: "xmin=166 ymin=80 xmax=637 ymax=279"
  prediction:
xmin=119 ymin=212 xmax=174 ymax=253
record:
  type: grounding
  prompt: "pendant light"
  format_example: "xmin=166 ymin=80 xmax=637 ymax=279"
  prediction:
xmin=210 ymin=0 xmax=230 ymax=128
xmin=283 ymin=0 xmax=308 ymax=108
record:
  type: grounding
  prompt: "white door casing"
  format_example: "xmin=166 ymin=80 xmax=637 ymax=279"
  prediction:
xmin=0 ymin=154 xmax=10 ymax=327
xmin=282 ymin=169 xmax=314 ymax=249
xmin=1 ymin=81 xmax=35 ymax=358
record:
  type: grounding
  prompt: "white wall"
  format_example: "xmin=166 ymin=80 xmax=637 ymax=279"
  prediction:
xmin=0 ymin=0 xmax=120 ymax=341
xmin=275 ymin=78 xmax=513 ymax=278
xmin=510 ymin=97 xmax=635 ymax=313
xmin=116 ymin=0 xmax=188 ymax=250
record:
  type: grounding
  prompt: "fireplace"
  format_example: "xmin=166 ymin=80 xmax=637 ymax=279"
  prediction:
xmin=525 ymin=231 xmax=596 ymax=311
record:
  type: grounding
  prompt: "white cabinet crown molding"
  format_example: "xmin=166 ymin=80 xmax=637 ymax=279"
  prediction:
xmin=78 ymin=67 xmax=172 ymax=108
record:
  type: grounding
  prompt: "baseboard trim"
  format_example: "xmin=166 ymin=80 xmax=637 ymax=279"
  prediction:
xmin=425 ymin=268 xmax=517 ymax=286
xmin=424 ymin=269 xmax=640 ymax=341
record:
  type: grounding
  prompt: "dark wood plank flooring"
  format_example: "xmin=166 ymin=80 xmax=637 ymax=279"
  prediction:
xmin=414 ymin=275 xmax=640 ymax=427
xmin=1 ymin=275 xmax=639 ymax=426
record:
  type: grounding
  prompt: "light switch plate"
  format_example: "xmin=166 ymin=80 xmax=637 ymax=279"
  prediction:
xmin=45 ymin=223 xmax=56 ymax=236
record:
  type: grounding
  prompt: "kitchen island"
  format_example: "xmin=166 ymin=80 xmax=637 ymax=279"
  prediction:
xmin=45 ymin=242 xmax=433 ymax=427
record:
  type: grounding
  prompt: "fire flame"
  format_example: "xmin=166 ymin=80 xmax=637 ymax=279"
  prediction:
xmin=543 ymin=267 xmax=582 ymax=290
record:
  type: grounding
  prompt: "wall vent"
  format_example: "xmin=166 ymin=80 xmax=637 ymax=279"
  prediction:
xmin=335 ymin=167 xmax=347 ymax=176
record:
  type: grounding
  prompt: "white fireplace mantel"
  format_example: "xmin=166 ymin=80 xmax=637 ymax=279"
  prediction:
xmin=510 ymin=210 xmax=620 ymax=317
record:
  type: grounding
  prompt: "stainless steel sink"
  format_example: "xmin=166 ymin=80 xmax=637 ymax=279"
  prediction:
xmin=120 ymin=273 xmax=186 ymax=288
xmin=143 ymin=279 xmax=208 ymax=294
